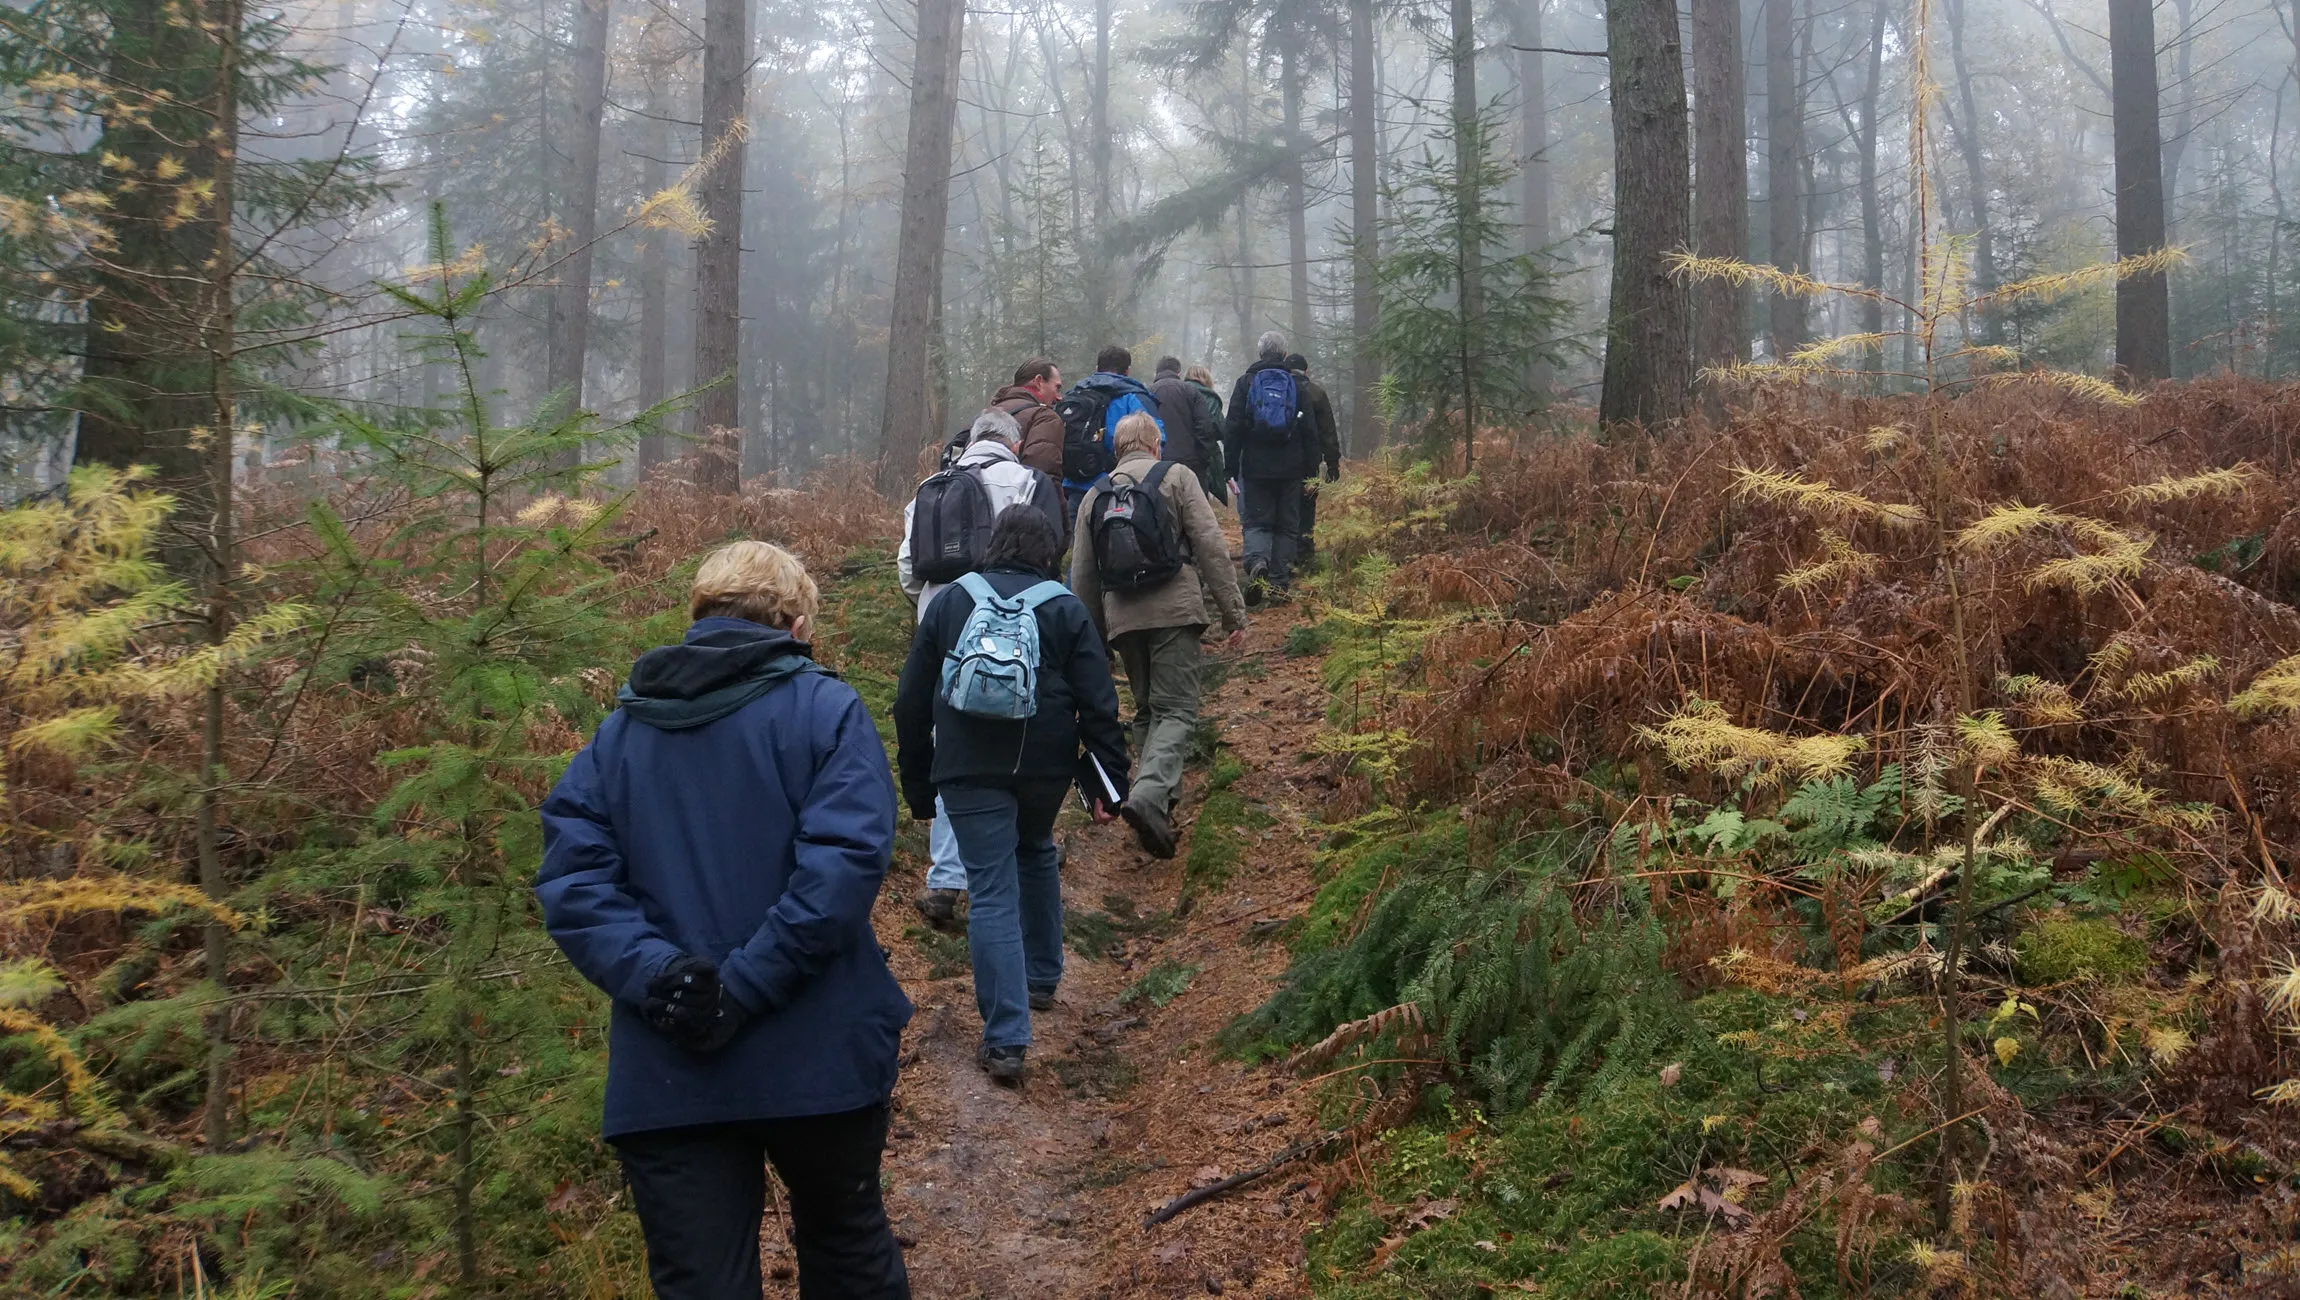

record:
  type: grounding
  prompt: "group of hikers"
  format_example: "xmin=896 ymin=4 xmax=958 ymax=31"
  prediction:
xmin=535 ymin=332 xmax=1341 ymax=1297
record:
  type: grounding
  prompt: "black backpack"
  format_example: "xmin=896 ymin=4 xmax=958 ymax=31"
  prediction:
xmin=908 ymin=464 xmax=997 ymax=584
xmin=1054 ymin=388 xmax=1116 ymax=482
xmin=1087 ymin=462 xmax=1189 ymax=591
xmin=936 ymin=426 xmax=972 ymax=471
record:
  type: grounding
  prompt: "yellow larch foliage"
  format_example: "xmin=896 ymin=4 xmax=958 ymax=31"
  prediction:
xmin=1732 ymin=467 xmax=1928 ymax=530
xmin=1637 ymin=697 xmax=1866 ymax=783
xmin=2228 ymin=654 xmax=2300 ymax=719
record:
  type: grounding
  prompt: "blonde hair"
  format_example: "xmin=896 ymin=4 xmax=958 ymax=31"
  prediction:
xmin=1184 ymin=364 xmax=1214 ymax=388
xmin=1112 ymin=411 xmax=1162 ymax=461
xmin=689 ymin=541 xmax=819 ymax=628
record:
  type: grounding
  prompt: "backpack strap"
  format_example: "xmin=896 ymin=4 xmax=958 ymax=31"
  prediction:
xmin=1141 ymin=461 xmax=1175 ymax=493
xmin=953 ymin=571 xmax=997 ymax=604
xmin=1012 ymin=579 xmax=1071 ymax=612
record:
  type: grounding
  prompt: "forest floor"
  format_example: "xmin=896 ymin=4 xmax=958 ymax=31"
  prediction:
xmin=792 ymin=604 xmax=1333 ymax=1300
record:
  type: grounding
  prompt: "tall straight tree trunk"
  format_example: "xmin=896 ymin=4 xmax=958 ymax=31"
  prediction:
xmin=691 ymin=0 xmax=748 ymax=491
xmin=2109 ymin=0 xmax=2170 ymax=383
xmin=1515 ymin=0 xmax=1554 ymax=399
xmin=548 ymin=0 xmax=612 ymax=416
xmin=1941 ymin=0 xmax=2000 ymax=333
xmin=1765 ymin=0 xmax=1803 ymax=359
xmin=1691 ymin=0 xmax=1749 ymax=381
xmin=1856 ymin=0 xmax=1886 ymax=352
xmin=876 ymin=0 xmax=966 ymax=495
xmin=1599 ymin=0 xmax=1693 ymax=427
xmin=637 ymin=74 xmax=671 ymax=472
xmin=1350 ymin=0 xmax=1381 ymax=453
xmin=1089 ymin=0 xmax=1112 ymax=339
xmin=1282 ymin=43 xmax=1312 ymax=349
xmin=1449 ymin=0 xmax=1481 ymax=462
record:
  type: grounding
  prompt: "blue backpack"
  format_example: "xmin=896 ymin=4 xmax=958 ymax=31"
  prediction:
xmin=1246 ymin=368 xmax=1300 ymax=452
xmin=939 ymin=572 xmax=1070 ymax=719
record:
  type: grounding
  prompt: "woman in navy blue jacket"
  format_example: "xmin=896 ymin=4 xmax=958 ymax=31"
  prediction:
xmin=538 ymin=541 xmax=910 ymax=1300
xmin=893 ymin=506 xmax=1129 ymax=1085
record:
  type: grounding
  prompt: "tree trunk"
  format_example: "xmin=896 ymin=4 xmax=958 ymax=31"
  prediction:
xmin=2109 ymin=0 xmax=2170 ymax=383
xmin=876 ymin=0 xmax=966 ymax=495
xmin=637 ymin=73 xmax=671 ymax=473
xmin=1765 ymin=0 xmax=1803 ymax=359
xmin=1598 ymin=0 xmax=1694 ymax=428
xmin=1941 ymin=0 xmax=2000 ymax=331
xmin=1350 ymin=0 xmax=1381 ymax=454
xmin=1515 ymin=0 xmax=1554 ymax=400
xmin=548 ymin=0 xmax=612 ymax=418
xmin=691 ymin=0 xmax=748 ymax=491
xmin=1089 ymin=0 xmax=1112 ymax=340
xmin=1857 ymin=0 xmax=1885 ymax=351
xmin=1450 ymin=0 xmax=1481 ymax=462
xmin=1691 ymin=0 xmax=1749 ymax=378
xmin=1282 ymin=43 xmax=1312 ymax=349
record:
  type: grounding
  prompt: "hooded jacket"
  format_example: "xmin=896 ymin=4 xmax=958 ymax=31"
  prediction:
xmin=1063 ymin=372 xmax=1163 ymax=492
xmin=897 ymin=438 xmax=1064 ymax=620
xmin=988 ymin=384 xmax=1065 ymax=478
xmin=892 ymin=567 xmax=1131 ymax=819
xmin=1224 ymin=358 xmax=1315 ymax=480
xmin=537 ymin=619 xmax=909 ymax=1138
xmin=1070 ymin=452 xmax=1248 ymax=642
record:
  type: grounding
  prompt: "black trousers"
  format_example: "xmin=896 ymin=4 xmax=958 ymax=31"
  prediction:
xmin=614 ymin=1104 xmax=911 ymax=1300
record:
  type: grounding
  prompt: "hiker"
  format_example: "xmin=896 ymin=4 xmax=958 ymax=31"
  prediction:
xmin=989 ymin=357 xmax=1066 ymax=478
xmin=897 ymin=407 xmax=1066 ymax=932
xmin=1056 ymin=344 xmax=1163 ymax=521
xmin=1147 ymin=355 xmax=1218 ymax=500
xmin=892 ymin=506 xmax=1131 ymax=1085
xmin=1225 ymin=331 xmax=1315 ymax=603
xmin=1183 ymin=364 xmax=1230 ymax=507
xmin=1286 ymin=353 xmax=1342 ymax=565
xmin=1070 ymin=412 xmax=1249 ymax=859
xmin=537 ymin=541 xmax=912 ymax=1300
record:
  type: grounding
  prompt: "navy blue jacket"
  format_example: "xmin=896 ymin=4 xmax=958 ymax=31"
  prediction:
xmin=537 ymin=618 xmax=910 ymax=1139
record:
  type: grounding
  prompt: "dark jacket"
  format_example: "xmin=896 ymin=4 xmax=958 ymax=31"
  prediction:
xmin=892 ymin=566 xmax=1131 ymax=818
xmin=1225 ymin=358 xmax=1315 ymax=480
xmin=1295 ymin=370 xmax=1341 ymax=474
xmin=1186 ymin=379 xmax=1229 ymax=502
xmin=1148 ymin=370 xmax=1214 ymax=485
xmin=1063 ymin=372 xmax=1163 ymax=491
xmin=537 ymin=619 xmax=909 ymax=1139
xmin=989 ymin=384 xmax=1065 ymax=478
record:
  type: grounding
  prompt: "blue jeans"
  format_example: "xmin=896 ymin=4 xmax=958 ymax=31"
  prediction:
xmin=926 ymin=795 xmax=966 ymax=892
xmin=941 ymin=779 xmax=1068 ymax=1050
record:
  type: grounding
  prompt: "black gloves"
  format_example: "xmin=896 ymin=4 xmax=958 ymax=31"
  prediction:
xmin=1323 ymin=460 xmax=1341 ymax=483
xmin=643 ymin=955 xmax=749 ymax=1052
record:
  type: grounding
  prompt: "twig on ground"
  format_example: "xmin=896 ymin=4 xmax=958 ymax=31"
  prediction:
xmin=1143 ymin=1130 xmax=1343 ymax=1227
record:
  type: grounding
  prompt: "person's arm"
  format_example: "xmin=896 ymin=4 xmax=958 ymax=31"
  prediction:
xmin=715 ymin=687 xmax=898 ymax=1013
xmin=1019 ymin=405 xmax=1063 ymax=477
xmin=1062 ymin=603 xmax=1131 ymax=810
xmin=891 ymin=600 xmax=947 ymax=820
xmin=1315 ymin=391 xmax=1341 ymax=471
xmin=896 ymin=498 xmax=922 ymax=598
xmin=1068 ymin=488 xmax=1107 ymax=639
xmin=536 ymin=731 xmax=685 ymax=1007
xmin=1171 ymin=468 xmax=1246 ymax=634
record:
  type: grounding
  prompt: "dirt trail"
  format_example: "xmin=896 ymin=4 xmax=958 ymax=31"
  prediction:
xmin=776 ymin=606 xmax=1338 ymax=1299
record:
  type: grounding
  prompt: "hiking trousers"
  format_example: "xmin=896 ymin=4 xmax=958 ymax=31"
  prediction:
xmin=926 ymin=793 xmax=966 ymax=892
xmin=1114 ymin=624 xmax=1203 ymax=816
xmin=943 ymin=778 xmax=1069 ymax=1048
xmin=1240 ymin=476 xmax=1303 ymax=584
xmin=614 ymin=1103 xmax=910 ymax=1300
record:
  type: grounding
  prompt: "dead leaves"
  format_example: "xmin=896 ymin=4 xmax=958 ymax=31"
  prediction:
xmin=1658 ymin=1167 xmax=1770 ymax=1230
xmin=1365 ymin=1196 xmax=1459 ymax=1273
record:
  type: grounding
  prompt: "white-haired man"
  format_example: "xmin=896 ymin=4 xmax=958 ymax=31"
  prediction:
xmin=897 ymin=407 xmax=1066 ymax=931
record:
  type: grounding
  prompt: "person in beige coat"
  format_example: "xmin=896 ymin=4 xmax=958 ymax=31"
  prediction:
xmin=1070 ymin=413 xmax=1249 ymax=858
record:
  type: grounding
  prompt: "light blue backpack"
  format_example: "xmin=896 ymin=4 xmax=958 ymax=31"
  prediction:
xmin=939 ymin=572 xmax=1070 ymax=719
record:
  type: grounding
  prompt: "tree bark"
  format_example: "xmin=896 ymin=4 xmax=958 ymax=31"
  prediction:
xmin=1765 ymin=0 xmax=1803 ymax=359
xmin=691 ymin=0 xmax=749 ymax=491
xmin=1691 ymin=0 xmax=1749 ymax=377
xmin=1450 ymin=0 xmax=1481 ymax=463
xmin=637 ymin=72 xmax=671 ymax=473
xmin=1089 ymin=0 xmax=1113 ymax=340
xmin=1598 ymin=0 xmax=1694 ymax=428
xmin=876 ymin=0 xmax=967 ymax=495
xmin=1515 ymin=0 xmax=1555 ymax=401
xmin=1282 ymin=42 xmax=1312 ymax=349
xmin=1940 ymin=0 xmax=2000 ymax=333
xmin=2109 ymin=0 xmax=2170 ymax=383
xmin=548 ymin=0 xmax=612 ymax=418
xmin=1856 ymin=0 xmax=1886 ymax=350
xmin=1350 ymin=0 xmax=1381 ymax=454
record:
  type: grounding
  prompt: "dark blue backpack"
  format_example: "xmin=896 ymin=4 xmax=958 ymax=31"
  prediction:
xmin=1246 ymin=368 xmax=1299 ymax=452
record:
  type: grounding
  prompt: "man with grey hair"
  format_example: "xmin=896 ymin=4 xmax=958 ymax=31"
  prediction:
xmin=1225 ymin=331 xmax=1315 ymax=602
xmin=897 ymin=406 xmax=1065 ymax=931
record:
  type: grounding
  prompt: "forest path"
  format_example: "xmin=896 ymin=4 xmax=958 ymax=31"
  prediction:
xmin=789 ymin=599 xmax=1338 ymax=1298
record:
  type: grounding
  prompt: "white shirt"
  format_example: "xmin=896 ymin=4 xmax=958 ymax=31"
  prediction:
xmin=896 ymin=439 xmax=1055 ymax=620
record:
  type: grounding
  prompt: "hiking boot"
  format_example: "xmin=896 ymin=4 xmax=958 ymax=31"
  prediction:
xmin=912 ymin=888 xmax=962 ymax=934
xmin=1028 ymin=986 xmax=1057 ymax=1012
xmin=1243 ymin=560 xmax=1268 ymax=608
xmin=978 ymin=1042 xmax=1026 ymax=1087
xmin=1121 ymin=795 xmax=1178 ymax=860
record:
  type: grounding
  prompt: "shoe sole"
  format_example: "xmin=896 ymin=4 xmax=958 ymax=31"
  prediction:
xmin=1120 ymin=802 xmax=1179 ymax=859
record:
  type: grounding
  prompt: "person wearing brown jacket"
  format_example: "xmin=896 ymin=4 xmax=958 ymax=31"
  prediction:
xmin=989 ymin=358 xmax=1066 ymax=479
xmin=1070 ymin=413 xmax=1250 ymax=858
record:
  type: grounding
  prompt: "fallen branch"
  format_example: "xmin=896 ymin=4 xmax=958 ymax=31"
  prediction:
xmin=1143 ymin=1130 xmax=1342 ymax=1227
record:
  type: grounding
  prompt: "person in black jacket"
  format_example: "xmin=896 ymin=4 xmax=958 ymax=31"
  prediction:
xmin=892 ymin=507 xmax=1131 ymax=1085
xmin=1286 ymin=353 xmax=1342 ymax=564
xmin=1225 ymin=331 xmax=1316 ymax=598
xmin=1147 ymin=355 xmax=1216 ymax=494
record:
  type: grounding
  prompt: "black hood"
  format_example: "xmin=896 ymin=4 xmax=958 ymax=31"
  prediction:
xmin=619 ymin=617 xmax=829 ymax=730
